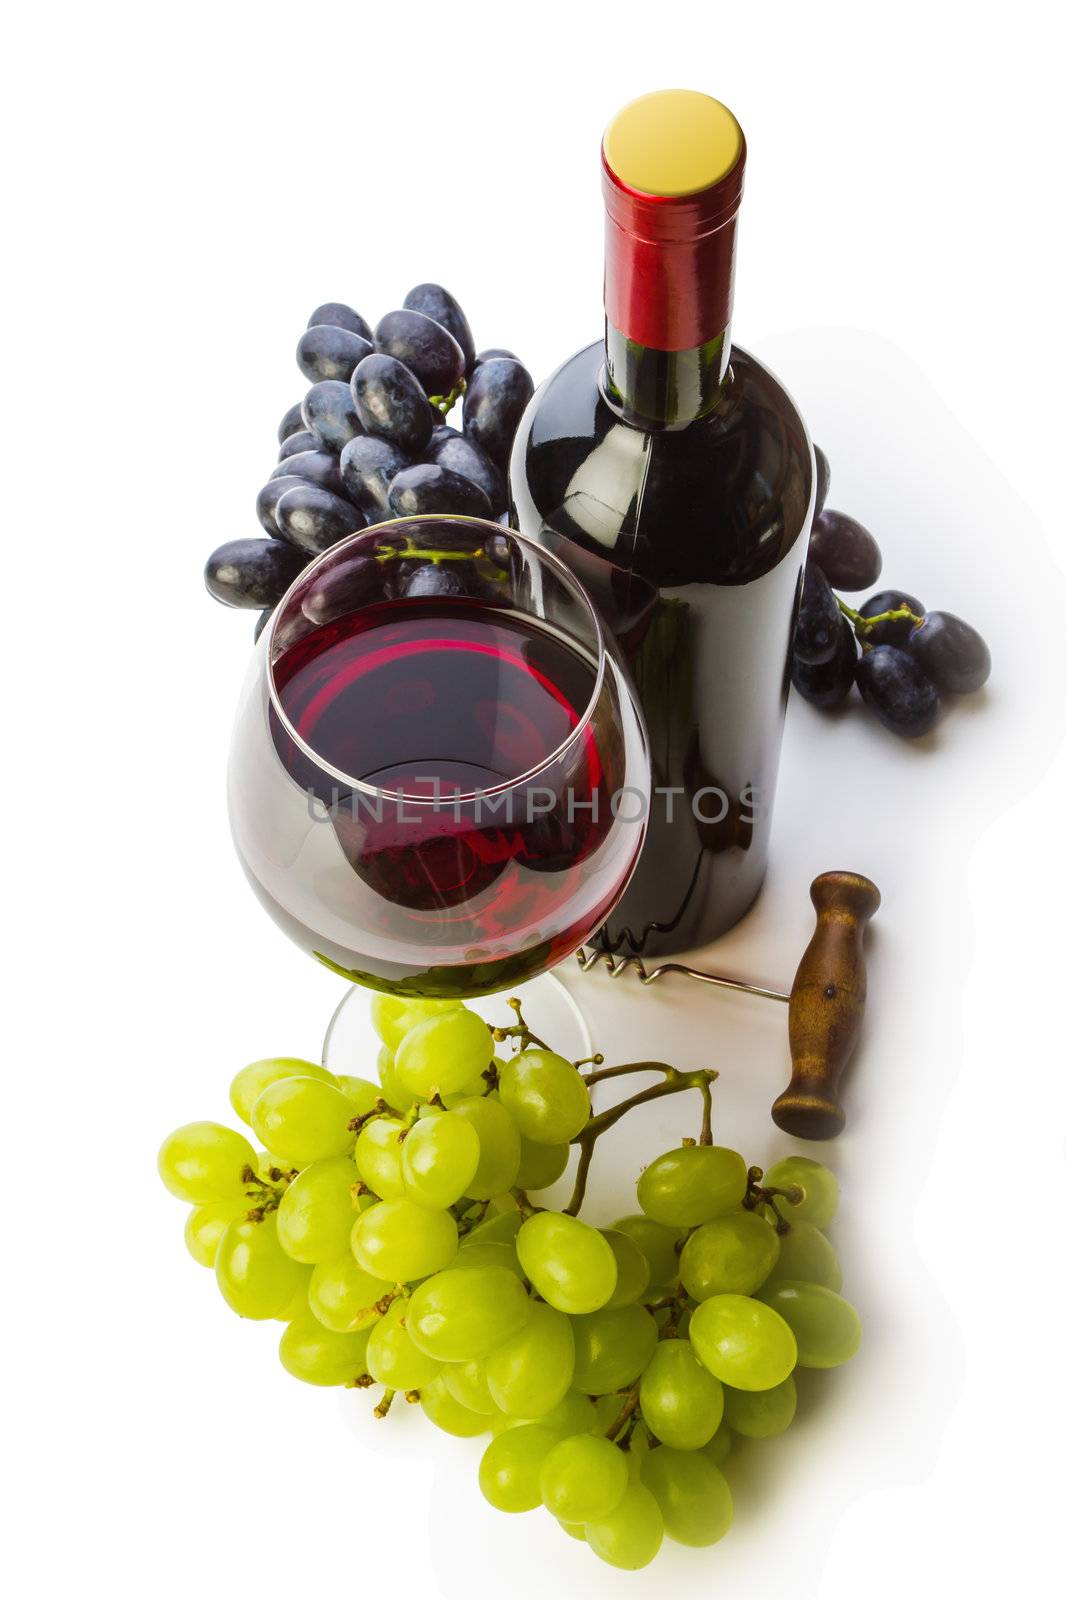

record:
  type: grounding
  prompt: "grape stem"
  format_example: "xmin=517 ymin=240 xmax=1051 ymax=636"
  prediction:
xmin=741 ymin=1168 xmax=804 ymax=1234
xmin=493 ymin=997 xmax=548 ymax=1052
xmin=564 ymin=1068 xmax=718 ymax=1216
xmin=605 ymin=1386 xmax=641 ymax=1443
xmin=349 ymin=1287 xmax=406 ymax=1331
xmin=511 ymin=1189 xmax=541 ymax=1219
xmin=374 ymin=536 xmax=483 ymax=567
xmin=836 ymin=596 xmax=924 ymax=638
xmin=581 ymin=1059 xmax=675 ymax=1087
xmin=348 ymin=1098 xmax=401 ymax=1133
xmin=427 ymin=379 xmax=466 ymax=417
xmin=374 ymin=1388 xmax=396 ymax=1419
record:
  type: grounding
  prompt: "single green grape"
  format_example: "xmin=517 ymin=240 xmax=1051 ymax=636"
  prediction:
xmin=570 ymin=1304 xmax=658 ymax=1395
xmin=704 ymin=1422 xmax=734 ymax=1466
xmin=377 ymin=1046 xmax=417 ymax=1112
xmin=557 ymin=1519 xmax=586 ymax=1541
xmin=637 ymin=1144 xmax=749 ymax=1228
xmin=540 ymin=1434 xmax=629 ymax=1522
xmin=493 ymin=1390 xmax=598 ymax=1437
xmin=479 ymin=1424 xmax=563 ymax=1513
xmin=586 ymin=1480 xmax=663 ymax=1569
xmin=229 ymin=1058 xmax=336 ymax=1126
xmin=497 ymin=1050 xmax=590 ymax=1144
xmin=365 ymin=1301 xmax=442 ymax=1390
xmin=351 ymin=1199 xmax=458 ymax=1282
xmin=723 ymin=1374 xmax=797 ymax=1437
xmin=609 ymin=1214 xmax=684 ymax=1291
xmin=641 ymin=1446 xmax=732 ymax=1548
xmin=763 ymin=1155 xmax=839 ymax=1229
xmin=443 ymin=1358 xmax=497 ymax=1416
xmin=400 ymin=1112 xmax=480 ymax=1209
xmin=762 ymin=1219 xmax=843 ymax=1292
xmin=419 ymin=1375 xmax=494 ymax=1437
xmin=251 ymin=1077 xmax=355 ymax=1166
xmin=369 ymin=994 xmax=462 ymax=1054
xmin=449 ymin=1095 xmax=521 ymax=1199
xmin=395 ymin=1009 xmax=494 ymax=1099
xmin=354 ymin=1117 xmax=407 ymax=1201
xmin=275 ymin=1157 xmax=361 ymax=1263
xmin=279 ymin=1312 xmax=370 ymax=1386
xmin=485 ymin=1301 xmax=575 ymax=1417
xmin=516 ymin=1212 xmax=617 ymax=1314
xmin=600 ymin=1228 xmax=651 ymax=1308
xmin=679 ymin=1208 xmax=780 ymax=1300
xmin=184 ymin=1199 xmax=249 ymax=1267
xmin=639 ymin=1337 xmax=724 ymax=1450
xmin=307 ymin=1257 xmax=391 ymax=1332
xmin=406 ymin=1265 xmax=529 ymax=1361
xmin=515 ymin=1138 xmax=570 ymax=1192
xmin=215 ymin=1212 xmax=310 ymax=1319
xmin=689 ymin=1293 xmax=797 ymax=1390
xmin=158 ymin=1121 xmax=258 ymax=1204
xmin=758 ymin=1280 xmax=861 ymax=1368
xmin=335 ymin=1075 xmax=380 ymax=1117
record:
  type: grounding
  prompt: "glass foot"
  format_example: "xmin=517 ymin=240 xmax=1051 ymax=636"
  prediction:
xmin=322 ymin=970 xmax=593 ymax=1078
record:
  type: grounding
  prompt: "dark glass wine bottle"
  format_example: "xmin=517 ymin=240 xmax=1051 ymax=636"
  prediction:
xmin=510 ymin=90 xmax=814 ymax=956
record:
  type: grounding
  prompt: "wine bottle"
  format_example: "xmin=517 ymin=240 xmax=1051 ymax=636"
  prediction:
xmin=510 ymin=89 xmax=814 ymax=956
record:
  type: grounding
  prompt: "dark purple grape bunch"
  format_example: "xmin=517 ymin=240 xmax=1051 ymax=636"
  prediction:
xmin=791 ymin=445 xmax=991 ymax=739
xmin=202 ymin=288 xmax=534 ymax=635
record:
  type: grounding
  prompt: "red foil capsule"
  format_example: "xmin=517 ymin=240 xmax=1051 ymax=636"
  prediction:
xmin=602 ymin=122 xmax=746 ymax=353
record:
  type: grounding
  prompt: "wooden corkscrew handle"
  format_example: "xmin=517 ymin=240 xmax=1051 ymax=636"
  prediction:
xmin=771 ymin=871 xmax=881 ymax=1140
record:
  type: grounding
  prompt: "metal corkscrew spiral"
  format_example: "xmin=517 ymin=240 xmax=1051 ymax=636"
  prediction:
xmin=575 ymin=871 xmax=881 ymax=1141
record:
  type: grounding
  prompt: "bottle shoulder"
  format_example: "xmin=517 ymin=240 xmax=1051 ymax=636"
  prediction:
xmin=511 ymin=339 xmax=813 ymax=586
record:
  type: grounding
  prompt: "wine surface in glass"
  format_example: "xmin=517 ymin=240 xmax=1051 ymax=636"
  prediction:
xmin=261 ymin=597 xmax=627 ymax=995
xmin=274 ymin=599 xmax=593 ymax=797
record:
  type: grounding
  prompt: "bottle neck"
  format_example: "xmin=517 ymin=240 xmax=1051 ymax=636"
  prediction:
xmin=604 ymin=321 xmax=731 ymax=428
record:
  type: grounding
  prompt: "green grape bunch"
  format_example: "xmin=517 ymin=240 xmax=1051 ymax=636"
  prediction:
xmin=158 ymin=994 xmax=861 ymax=1571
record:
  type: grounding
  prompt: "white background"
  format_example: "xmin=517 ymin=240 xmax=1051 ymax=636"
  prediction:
xmin=4 ymin=2 xmax=1065 ymax=1596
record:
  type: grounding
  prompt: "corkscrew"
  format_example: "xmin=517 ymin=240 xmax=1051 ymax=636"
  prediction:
xmin=576 ymin=871 xmax=881 ymax=1141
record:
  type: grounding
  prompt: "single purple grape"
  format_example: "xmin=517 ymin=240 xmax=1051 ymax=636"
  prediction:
xmin=808 ymin=510 xmax=883 ymax=591
xmin=301 ymin=380 xmax=364 ymax=453
xmin=205 ymin=538 xmax=306 ymax=609
xmin=907 ymin=610 xmax=991 ymax=693
xmin=386 ymin=462 xmax=492 ymax=520
xmin=376 ymin=308 xmax=466 ymax=397
xmin=794 ymin=562 xmax=841 ymax=665
xmin=351 ymin=353 xmax=435 ymax=457
xmin=855 ymin=644 xmax=940 ymax=738
xmin=274 ymin=484 xmax=366 ymax=557
xmin=792 ymin=613 xmax=858 ymax=708
xmin=296 ymin=324 xmax=373 ymax=384
xmin=403 ymin=284 xmax=477 ymax=377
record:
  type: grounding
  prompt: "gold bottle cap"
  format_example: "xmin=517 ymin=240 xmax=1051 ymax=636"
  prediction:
xmin=603 ymin=89 xmax=743 ymax=198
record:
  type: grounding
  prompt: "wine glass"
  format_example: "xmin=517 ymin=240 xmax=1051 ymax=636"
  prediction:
xmin=228 ymin=515 xmax=650 ymax=1055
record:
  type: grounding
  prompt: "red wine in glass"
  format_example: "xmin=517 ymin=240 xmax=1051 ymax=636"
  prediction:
xmin=229 ymin=519 xmax=649 ymax=997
